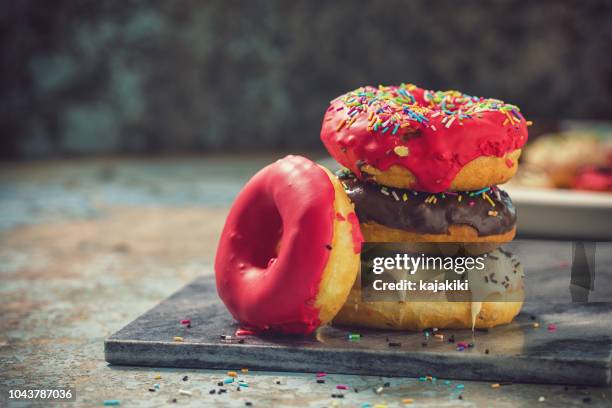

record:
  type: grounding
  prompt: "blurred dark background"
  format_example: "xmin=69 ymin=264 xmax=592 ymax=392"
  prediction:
xmin=1 ymin=0 xmax=612 ymax=159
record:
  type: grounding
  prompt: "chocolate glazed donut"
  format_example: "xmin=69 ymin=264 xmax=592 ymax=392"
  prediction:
xmin=338 ymin=171 xmax=516 ymax=248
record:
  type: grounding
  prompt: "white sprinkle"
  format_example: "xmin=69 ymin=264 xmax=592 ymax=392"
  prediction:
xmin=391 ymin=191 xmax=400 ymax=201
xmin=179 ymin=389 xmax=192 ymax=396
xmin=381 ymin=188 xmax=390 ymax=196
xmin=538 ymin=396 xmax=546 ymax=402
xmin=430 ymin=125 xmax=437 ymax=131
xmin=430 ymin=112 xmax=441 ymax=118
xmin=445 ymin=116 xmax=456 ymax=128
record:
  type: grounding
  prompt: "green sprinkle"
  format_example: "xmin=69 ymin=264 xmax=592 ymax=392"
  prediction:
xmin=348 ymin=333 xmax=361 ymax=340
xmin=103 ymin=401 xmax=121 ymax=406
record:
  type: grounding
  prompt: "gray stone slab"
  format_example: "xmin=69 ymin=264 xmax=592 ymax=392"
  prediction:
xmin=105 ymin=275 xmax=612 ymax=386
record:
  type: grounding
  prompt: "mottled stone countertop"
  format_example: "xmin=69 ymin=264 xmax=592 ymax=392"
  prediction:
xmin=0 ymin=156 xmax=610 ymax=407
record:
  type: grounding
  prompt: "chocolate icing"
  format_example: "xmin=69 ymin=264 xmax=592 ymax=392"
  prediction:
xmin=338 ymin=172 xmax=516 ymax=236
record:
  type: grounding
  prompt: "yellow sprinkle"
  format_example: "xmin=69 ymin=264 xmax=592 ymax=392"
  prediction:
xmin=241 ymin=368 xmax=249 ymax=373
xmin=336 ymin=119 xmax=346 ymax=131
xmin=393 ymin=146 xmax=410 ymax=157
xmin=458 ymin=195 xmax=462 ymax=202
xmin=402 ymin=398 xmax=414 ymax=404
xmin=491 ymin=383 xmax=501 ymax=388
xmin=434 ymin=334 xmax=444 ymax=340
xmin=483 ymin=192 xmax=495 ymax=207
xmin=402 ymin=193 xmax=408 ymax=201
xmin=347 ymin=116 xmax=357 ymax=128
xmin=374 ymin=405 xmax=388 ymax=408
xmin=533 ymin=322 xmax=540 ymax=328
xmin=227 ymin=371 xmax=238 ymax=377
xmin=368 ymin=111 xmax=374 ymax=121
xmin=154 ymin=374 xmax=162 ymax=380
xmin=526 ymin=120 xmax=533 ymax=126
xmin=173 ymin=336 xmax=184 ymax=342
xmin=432 ymin=197 xmax=437 ymax=204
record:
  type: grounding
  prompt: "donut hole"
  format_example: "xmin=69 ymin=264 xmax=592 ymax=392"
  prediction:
xmin=235 ymin=196 xmax=283 ymax=270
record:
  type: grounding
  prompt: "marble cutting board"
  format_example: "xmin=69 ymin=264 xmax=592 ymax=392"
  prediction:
xmin=105 ymin=275 xmax=612 ymax=385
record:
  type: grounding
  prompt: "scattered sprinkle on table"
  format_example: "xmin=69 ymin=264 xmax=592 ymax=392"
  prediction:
xmin=348 ymin=333 xmax=361 ymax=340
xmin=241 ymin=368 xmax=249 ymax=373
xmin=456 ymin=384 xmax=465 ymax=389
xmin=178 ymin=389 xmax=192 ymax=396
xmin=336 ymin=384 xmax=349 ymax=390
xmin=182 ymin=375 xmax=188 ymax=381
xmin=223 ymin=377 xmax=234 ymax=384
xmin=180 ymin=319 xmax=190 ymax=325
xmin=316 ymin=372 xmax=327 ymax=377
xmin=548 ymin=324 xmax=557 ymax=332
xmin=103 ymin=400 xmax=120 ymax=406
xmin=228 ymin=371 xmax=238 ymax=377
xmin=402 ymin=398 xmax=414 ymax=404
xmin=491 ymin=383 xmax=501 ymax=388
xmin=173 ymin=336 xmax=184 ymax=342
xmin=538 ymin=396 xmax=546 ymax=402
xmin=533 ymin=322 xmax=540 ymax=328
xmin=154 ymin=374 xmax=162 ymax=380
xmin=388 ymin=342 xmax=401 ymax=347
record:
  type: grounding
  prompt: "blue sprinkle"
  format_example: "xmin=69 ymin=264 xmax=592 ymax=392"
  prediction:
xmin=224 ymin=378 xmax=234 ymax=384
xmin=456 ymin=384 xmax=465 ymax=389
xmin=473 ymin=187 xmax=491 ymax=195
xmin=103 ymin=401 xmax=121 ymax=406
xmin=444 ymin=380 xmax=451 ymax=385
xmin=392 ymin=124 xmax=400 ymax=134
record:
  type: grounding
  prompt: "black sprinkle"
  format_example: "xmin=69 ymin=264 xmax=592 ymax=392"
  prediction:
xmin=331 ymin=394 xmax=344 ymax=398
xmin=171 ymin=398 xmax=177 ymax=403
xmin=485 ymin=349 xmax=490 ymax=354
xmin=317 ymin=379 xmax=325 ymax=384
xmin=183 ymin=376 xmax=189 ymax=381
xmin=209 ymin=390 xmax=216 ymax=394
xmin=583 ymin=397 xmax=591 ymax=403
xmin=468 ymin=343 xmax=474 ymax=348
xmin=385 ymin=337 xmax=390 ymax=342
xmin=276 ymin=380 xmax=281 ymax=385
xmin=484 ymin=276 xmax=489 ymax=283
xmin=383 ymin=382 xmax=390 ymax=388
xmin=458 ymin=395 xmax=463 ymax=400
xmin=236 ymin=386 xmax=241 ymax=391
xmin=218 ymin=389 xmax=227 ymax=394
xmin=238 ymin=339 xmax=245 ymax=344
xmin=488 ymin=255 xmax=499 ymax=260
xmin=325 ymin=244 xmax=332 ymax=250
xmin=217 ymin=381 xmax=224 ymax=386
xmin=245 ymin=403 xmax=253 ymax=407
xmin=354 ymin=388 xmax=359 ymax=393
xmin=421 ymin=342 xmax=428 ymax=347
xmin=148 ymin=388 xmax=156 ymax=392
xmin=530 ymin=315 xmax=537 ymax=321
xmin=388 ymin=342 xmax=401 ymax=347
xmin=187 ymin=324 xmax=192 ymax=328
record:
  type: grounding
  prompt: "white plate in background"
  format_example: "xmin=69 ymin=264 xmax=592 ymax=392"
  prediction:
xmin=503 ymin=186 xmax=612 ymax=240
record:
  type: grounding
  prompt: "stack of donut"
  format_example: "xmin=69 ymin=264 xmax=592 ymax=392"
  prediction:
xmin=215 ymin=83 xmax=529 ymax=335
xmin=321 ymin=84 xmax=528 ymax=330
